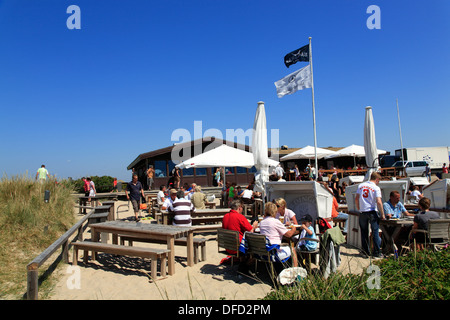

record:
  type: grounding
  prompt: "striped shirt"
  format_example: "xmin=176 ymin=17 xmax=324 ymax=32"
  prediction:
xmin=168 ymin=198 xmax=195 ymax=226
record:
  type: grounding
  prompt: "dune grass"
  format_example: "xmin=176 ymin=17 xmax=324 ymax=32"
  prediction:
xmin=0 ymin=174 xmax=76 ymax=299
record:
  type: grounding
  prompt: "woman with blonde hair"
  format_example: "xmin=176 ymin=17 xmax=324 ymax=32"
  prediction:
xmin=191 ymin=185 xmax=207 ymax=209
xmin=259 ymin=202 xmax=297 ymax=263
xmin=274 ymin=198 xmax=298 ymax=226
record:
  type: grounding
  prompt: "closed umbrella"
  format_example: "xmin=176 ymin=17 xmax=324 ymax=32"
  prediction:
xmin=364 ymin=106 xmax=379 ymax=181
xmin=252 ymin=101 xmax=270 ymax=196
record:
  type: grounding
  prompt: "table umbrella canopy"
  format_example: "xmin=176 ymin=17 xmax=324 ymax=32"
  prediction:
xmin=324 ymin=144 xmax=386 ymax=159
xmin=175 ymin=144 xmax=279 ymax=169
xmin=280 ymin=145 xmax=338 ymax=161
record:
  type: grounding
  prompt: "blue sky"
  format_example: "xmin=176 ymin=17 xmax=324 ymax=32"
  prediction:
xmin=0 ymin=0 xmax=449 ymax=181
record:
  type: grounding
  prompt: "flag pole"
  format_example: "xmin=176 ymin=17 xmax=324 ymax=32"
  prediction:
xmin=309 ymin=37 xmax=318 ymax=180
xmin=396 ymin=98 xmax=405 ymax=164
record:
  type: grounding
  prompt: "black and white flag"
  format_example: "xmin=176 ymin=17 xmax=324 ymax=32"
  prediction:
xmin=284 ymin=44 xmax=309 ymax=68
xmin=274 ymin=64 xmax=311 ymax=98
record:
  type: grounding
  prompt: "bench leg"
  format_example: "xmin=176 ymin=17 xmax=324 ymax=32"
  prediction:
xmin=73 ymin=247 xmax=78 ymax=265
xmin=151 ymin=258 xmax=157 ymax=280
xmin=161 ymin=254 xmax=167 ymax=277
xmin=194 ymin=245 xmax=198 ymax=264
xmin=201 ymin=243 xmax=206 ymax=262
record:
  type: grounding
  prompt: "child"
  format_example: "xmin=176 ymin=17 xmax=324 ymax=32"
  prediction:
xmin=296 ymin=214 xmax=318 ymax=252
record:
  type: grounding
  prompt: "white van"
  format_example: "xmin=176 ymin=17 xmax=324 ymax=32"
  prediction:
xmin=392 ymin=160 xmax=428 ymax=177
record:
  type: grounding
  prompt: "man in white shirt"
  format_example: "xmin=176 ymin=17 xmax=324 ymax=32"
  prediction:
xmin=157 ymin=185 xmax=166 ymax=206
xmin=355 ymin=172 xmax=385 ymax=259
xmin=161 ymin=188 xmax=177 ymax=211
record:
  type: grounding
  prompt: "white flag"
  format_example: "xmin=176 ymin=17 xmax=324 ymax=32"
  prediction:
xmin=274 ymin=64 xmax=311 ymax=98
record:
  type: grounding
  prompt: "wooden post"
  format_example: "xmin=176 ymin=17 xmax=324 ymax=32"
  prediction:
xmin=62 ymin=240 xmax=69 ymax=264
xmin=27 ymin=264 xmax=39 ymax=300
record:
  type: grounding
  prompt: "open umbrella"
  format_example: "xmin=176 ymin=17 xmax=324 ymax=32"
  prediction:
xmin=364 ymin=106 xmax=379 ymax=181
xmin=176 ymin=144 xmax=278 ymax=170
xmin=280 ymin=145 xmax=337 ymax=161
xmin=252 ymin=101 xmax=269 ymax=196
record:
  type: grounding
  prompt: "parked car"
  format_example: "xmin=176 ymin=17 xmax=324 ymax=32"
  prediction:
xmin=392 ymin=160 xmax=428 ymax=177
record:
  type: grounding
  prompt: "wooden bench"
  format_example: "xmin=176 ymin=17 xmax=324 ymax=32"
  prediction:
xmin=72 ymin=241 xmax=170 ymax=280
xmin=192 ymin=224 xmax=222 ymax=233
xmin=88 ymin=212 xmax=110 ymax=225
xmin=119 ymin=236 xmax=207 ymax=264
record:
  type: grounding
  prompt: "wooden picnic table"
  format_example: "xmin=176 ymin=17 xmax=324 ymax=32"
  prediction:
xmin=90 ymin=220 xmax=194 ymax=275
xmin=379 ymin=217 xmax=414 ymax=255
xmin=161 ymin=208 xmax=229 ymax=225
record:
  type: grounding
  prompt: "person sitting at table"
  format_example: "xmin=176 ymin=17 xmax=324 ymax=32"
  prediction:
xmin=259 ymin=202 xmax=297 ymax=265
xmin=382 ymin=190 xmax=414 ymax=248
xmin=274 ymin=198 xmax=298 ymax=226
xmin=331 ymin=194 xmax=349 ymax=233
xmin=410 ymin=185 xmax=423 ymax=202
xmin=168 ymin=190 xmax=195 ymax=227
xmin=191 ymin=185 xmax=207 ymax=209
xmin=235 ymin=186 xmax=244 ymax=198
xmin=223 ymin=200 xmax=258 ymax=274
xmin=295 ymin=214 xmax=318 ymax=252
xmin=161 ymin=188 xmax=177 ymax=211
xmin=241 ymin=185 xmax=254 ymax=204
xmin=157 ymin=185 xmax=166 ymax=206
xmin=383 ymin=190 xmax=413 ymax=219
xmin=410 ymin=197 xmax=440 ymax=250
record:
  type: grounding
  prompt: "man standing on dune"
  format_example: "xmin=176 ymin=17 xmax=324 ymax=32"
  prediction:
xmin=36 ymin=164 xmax=50 ymax=183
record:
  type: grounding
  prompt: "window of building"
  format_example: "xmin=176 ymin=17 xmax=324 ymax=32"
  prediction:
xmin=236 ymin=167 xmax=247 ymax=174
xmin=195 ymin=168 xmax=207 ymax=176
xmin=154 ymin=160 xmax=167 ymax=177
xmin=183 ymin=168 xmax=194 ymax=176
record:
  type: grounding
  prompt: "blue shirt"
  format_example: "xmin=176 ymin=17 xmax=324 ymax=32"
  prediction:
xmin=297 ymin=226 xmax=318 ymax=251
xmin=383 ymin=200 xmax=406 ymax=219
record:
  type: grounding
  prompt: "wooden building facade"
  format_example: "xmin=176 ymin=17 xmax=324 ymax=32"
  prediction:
xmin=127 ymin=138 xmax=261 ymax=189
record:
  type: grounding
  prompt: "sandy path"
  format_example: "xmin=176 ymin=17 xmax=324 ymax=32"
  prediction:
xmin=49 ymin=201 xmax=371 ymax=300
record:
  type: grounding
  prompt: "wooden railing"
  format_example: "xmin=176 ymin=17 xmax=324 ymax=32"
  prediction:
xmin=26 ymin=203 xmax=113 ymax=300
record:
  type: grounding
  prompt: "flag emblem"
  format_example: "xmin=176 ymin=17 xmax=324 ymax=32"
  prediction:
xmin=284 ymin=44 xmax=309 ymax=68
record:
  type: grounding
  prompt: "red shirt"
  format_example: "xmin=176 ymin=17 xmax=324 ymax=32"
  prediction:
xmin=332 ymin=196 xmax=339 ymax=218
xmin=222 ymin=209 xmax=253 ymax=254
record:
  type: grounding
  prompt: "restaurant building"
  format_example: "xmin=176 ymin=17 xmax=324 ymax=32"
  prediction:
xmin=127 ymin=137 xmax=265 ymax=189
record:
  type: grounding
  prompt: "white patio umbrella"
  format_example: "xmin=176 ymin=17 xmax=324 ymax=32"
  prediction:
xmin=252 ymin=101 xmax=269 ymax=196
xmin=175 ymin=143 xmax=278 ymax=188
xmin=176 ymin=144 xmax=278 ymax=169
xmin=364 ymin=106 xmax=379 ymax=181
xmin=324 ymin=143 xmax=386 ymax=168
xmin=280 ymin=145 xmax=338 ymax=161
